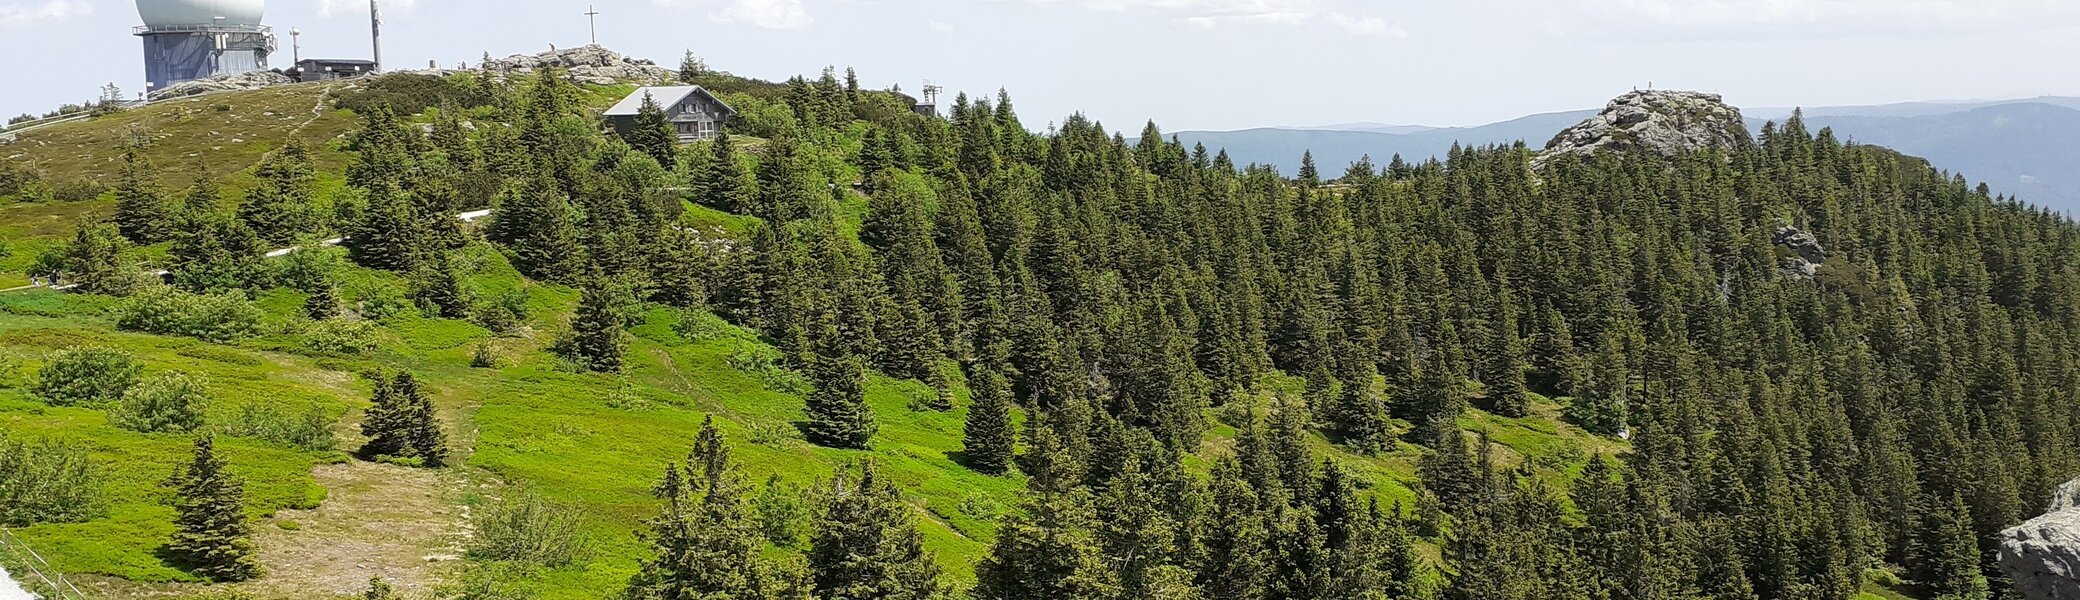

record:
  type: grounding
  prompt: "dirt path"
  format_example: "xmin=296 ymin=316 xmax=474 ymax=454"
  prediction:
xmin=243 ymin=461 xmax=473 ymax=598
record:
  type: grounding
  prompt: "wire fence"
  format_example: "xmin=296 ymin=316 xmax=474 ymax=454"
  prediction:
xmin=0 ymin=529 xmax=89 ymax=600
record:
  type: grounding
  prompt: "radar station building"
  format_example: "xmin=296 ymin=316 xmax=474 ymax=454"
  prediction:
xmin=134 ymin=0 xmax=277 ymax=92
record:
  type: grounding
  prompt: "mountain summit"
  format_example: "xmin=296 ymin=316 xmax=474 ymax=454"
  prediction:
xmin=1534 ymin=90 xmax=1754 ymax=168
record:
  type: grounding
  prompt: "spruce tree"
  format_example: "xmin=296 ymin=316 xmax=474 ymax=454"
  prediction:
xmin=807 ymin=461 xmax=943 ymax=600
xmin=693 ymin=131 xmax=753 ymax=213
xmin=754 ymin=136 xmax=814 ymax=222
xmin=974 ymin=489 xmax=1118 ymax=600
xmin=490 ymin=176 xmax=585 ymax=283
xmin=363 ymin=577 xmax=398 ymax=600
xmin=358 ymin=371 xmax=445 ymax=466
xmin=1909 ymin=493 xmax=1990 ymax=600
xmin=113 ymin=141 xmax=169 ymax=243
xmin=410 ymin=250 xmax=473 ymax=319
xmin=1333 ymin=358 xmax=1391 ymax=454
xmin=627 ymin=92 xmax=679 ymax=169
xmin=395 ymin=372 xmax=448 ymax=467
xmin=241 ymin=138 xmax=320 ymax=245
xmin=346 ymin=182 xmax=425 ymax=272
xmin=805 ymin=352 xmax=875 ymax=449
xmin=165 ymin=435 xmax=262 ymax=581
xmin=45 ymin=221 xmax=141 ymax=295
xmin=962 ymin=363 xmax=1016 ymax=475
xmin=359 ymin=372 xmax=408 ymax=458
xmin=626 ymin=416 xmax=777 ymax=600
xmin=677 ymin=50 xmax=706 ymax=82
xmin=170 ymin=215 xmax=269 ymax=294
xmin=558 ymin=276 xmax=629 ymax=373
xmin=304 ymin=280 xmax=342 ymax=320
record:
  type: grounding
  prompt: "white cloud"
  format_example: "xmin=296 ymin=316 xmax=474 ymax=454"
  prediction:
xmin=928 ymin=19 xmax=955 ymax=32
xmin=0 ymin=0 xmax=92 ymax=28
xmin=1329 ymin=11 xmax=1403 ymax=37
xmin=320 ymin=0 xmax=418 ymax=19
xmin=1019 ymin=0 xmax=1400 ymax=36
xmin=1572 ymin=0 xmax=2080 ymax=35
xmin=717 ymin=0 xmax=813 ymax=29
xmin=653 ymin=0 xmax=812 ymax=30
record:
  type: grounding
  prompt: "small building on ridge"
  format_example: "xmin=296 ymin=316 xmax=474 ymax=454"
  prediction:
xmin=603 ymin=85 xmax=736 ymax=143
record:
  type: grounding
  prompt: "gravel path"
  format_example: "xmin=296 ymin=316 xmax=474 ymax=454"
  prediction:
xmin=0 ymin=565 xmax=33 ymax=600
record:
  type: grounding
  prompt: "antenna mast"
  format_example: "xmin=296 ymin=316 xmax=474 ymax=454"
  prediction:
xmin=922 ymin=80 xmax=943 ymax=106
xmin=370 ymin=0 xmax=383 ymax=72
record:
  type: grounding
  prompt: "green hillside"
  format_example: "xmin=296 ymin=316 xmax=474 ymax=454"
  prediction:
xmin=4 ymin=58 xmax=2066 ymax=600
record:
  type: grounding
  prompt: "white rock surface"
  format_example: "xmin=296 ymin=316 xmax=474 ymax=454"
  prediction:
xmin=149 ymin=69 xmax=296 ymax=100
xmin=1535 ymin=90 xmax=1754 ymax=169
xmin=478 ymin=45 xmax=676 ymax=86
xmin=2002 ymin=478 xmax=2080 ymax=600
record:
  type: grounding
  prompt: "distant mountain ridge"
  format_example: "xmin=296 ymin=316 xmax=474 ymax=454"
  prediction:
xmin=1172 ymin=97 xmax=2080 ymax=211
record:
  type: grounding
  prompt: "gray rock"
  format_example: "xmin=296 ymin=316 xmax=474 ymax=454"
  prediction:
xmin=2003 ymin=478 xmax=2080 ymax=599
xmin=1534 ymin=90 xmax=1755 ymax=170
xmin=2056 ymin=479 xmax=2080 ymax=512
xmin=149 ymin=70 xmax=296 ymax=101
xmin=1774 ymin=224 xmax=1828 ymax=278
xmin=479 ymin=45 xmax=675 ymax=86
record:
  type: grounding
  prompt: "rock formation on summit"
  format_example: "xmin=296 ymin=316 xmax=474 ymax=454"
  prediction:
xmin=149 ymin=70 xmax=296 ymax=101
xmin=477 ymin=45 xmax=677 ymax=86
xmin=1534 ymin=90 xmax=1754 ymax=169
xmin=2002 ymin=478 xmax=2080 ymax=599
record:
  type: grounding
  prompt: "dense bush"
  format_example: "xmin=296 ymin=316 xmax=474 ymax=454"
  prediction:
xmin=274 ymin=244 xmax=346 ymax=293
xmin=331 ymin=73 xmax=488 ymax=116
xmin=466 ymin=490 xmax=591 ymax=567
xmin=0 ymin=160 xmax=48 ymax=200
xmin=110 ymin=371 xmax=208 ymax=433
xmin=117 ymin=286 xmax=265 ymax=342
xmin=216 ymin=403 xmax=336 ymax=452
xmin=32 ymin=346 xmax=142 ymax=406
xmin=303 ymin=318 xmax=380 ymax=355
xmin=49 ymin=178 xmax=107 ymax=202
xmin=753 ymin=475 xmax=813 ymax=548
xmin=351 ymin=282 xmax=413 ymax=321
xmin=0 ymin=432 xmax=108 ymax=526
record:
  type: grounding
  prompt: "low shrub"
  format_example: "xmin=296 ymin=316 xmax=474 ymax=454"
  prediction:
xmin=305 ymin=318 xmax=380 ymax=355
xmin=471 ymin=343 xmax=502 ymax=368
xmin=109 ymin=371 xmax=208 ymax=433
xmin=331 ymin=73 xmax=487 ymax=116
xmin=32 ymin=346 xmax=142 ymax=406
xmin=670 ymin=308 xmax=744 ymax=343
xmin=753 ymin=475 xmax=813 ymax=548
xmin=49 ymin=178 xmax=107 ymax=202
xmin=216 ymin=403 xmax=337 ymax=452
xmin=726 ymin=346 xmax=809 ymax=396
xmin=117 ymin=286 xmax=264 ymax=342
xmin=466 ymin=490 xmax=591 ymax=567
xmin=0 ymin=432 xmax=109 ymax=526
xmin=0 ymin=160 xmax=48 ymax=200
xmin=0 ymin=347 xmax=30 ymax=388
xmin=352 ymin=282 xmax=413 ymax=322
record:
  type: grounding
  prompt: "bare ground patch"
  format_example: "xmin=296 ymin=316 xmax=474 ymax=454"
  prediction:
xmin=243 ymin=461 xmax=473 ymax=598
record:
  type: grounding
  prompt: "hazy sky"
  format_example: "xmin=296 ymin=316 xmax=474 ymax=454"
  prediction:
xmin=3 ymin=0 xmax=2079 ymax=132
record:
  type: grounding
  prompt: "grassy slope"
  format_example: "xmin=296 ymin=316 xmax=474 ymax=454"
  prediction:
xmin=0 ymin=82 xmax=364 ymax=286
xmin=0 ymin=82 xmax=1657 ymax=599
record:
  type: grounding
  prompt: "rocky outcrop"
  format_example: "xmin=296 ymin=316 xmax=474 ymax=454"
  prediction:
xmin=477 ymin=45 xmax=676 ymax=86
xmin=1774 ymin=224 xmax=1828 ymax=278
xmin=149 ymin=69 xmax=295 ymax=101
xmin=2002 ymin=478 xmax=2080 ymax=599
xmin=1534 ymin=90 xmax=1754 ymax=169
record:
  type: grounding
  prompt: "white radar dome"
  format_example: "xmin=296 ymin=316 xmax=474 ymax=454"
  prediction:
xmin=136 ymin=0 xmax=266 ymax=28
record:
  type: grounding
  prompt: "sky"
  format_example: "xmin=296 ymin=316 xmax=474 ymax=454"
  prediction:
xmin=2 ymin=0 xmax=2079 ymax=132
